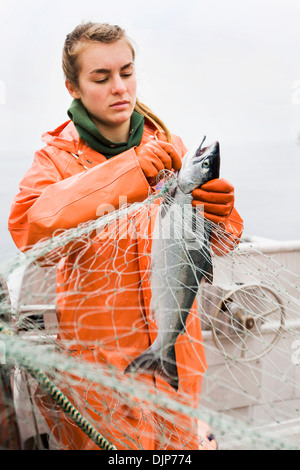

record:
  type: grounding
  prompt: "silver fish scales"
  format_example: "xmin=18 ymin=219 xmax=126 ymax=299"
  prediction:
xmin=125 ymin=137 xmax=220 ymax=391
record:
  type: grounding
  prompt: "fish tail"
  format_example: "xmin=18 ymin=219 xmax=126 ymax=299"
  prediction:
xmin=124 ymin=345 xmax=179 ymax=392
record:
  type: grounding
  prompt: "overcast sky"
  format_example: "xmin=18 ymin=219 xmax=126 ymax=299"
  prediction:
xmin=0 ymin=0 xmax=300 ymax=257
xmin=1 ymin=0 xmax=300 ymax=151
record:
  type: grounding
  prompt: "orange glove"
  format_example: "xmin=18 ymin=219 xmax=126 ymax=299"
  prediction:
xmin=135 ymin=140 xmax=182 ymax=186
xmin=192 ymin=178 xmax=235 ymax=226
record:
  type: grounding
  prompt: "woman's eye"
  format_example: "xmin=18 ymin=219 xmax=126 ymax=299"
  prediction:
xmin=95 ymin=78 xmax=108 ymax=84
xmin=95 ymin=73 xmax=132 ymax=84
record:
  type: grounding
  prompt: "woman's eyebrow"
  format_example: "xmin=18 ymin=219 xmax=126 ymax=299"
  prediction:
xmin=89 ymin=62 xmax=134 ymax=75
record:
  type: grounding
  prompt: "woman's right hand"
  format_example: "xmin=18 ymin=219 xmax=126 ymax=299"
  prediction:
xmin=135 ymin=140 xmax=182 ymax=186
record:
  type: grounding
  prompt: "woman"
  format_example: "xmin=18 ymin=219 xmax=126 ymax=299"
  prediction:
xmin=8 ymin=22 xmax=243 ymax=450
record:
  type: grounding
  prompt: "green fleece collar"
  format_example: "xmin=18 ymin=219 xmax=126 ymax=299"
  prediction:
xmin=67 ymin=99 xmax=144 ymax=158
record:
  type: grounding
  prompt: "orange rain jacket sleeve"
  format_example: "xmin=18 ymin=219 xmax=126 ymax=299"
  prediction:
xmin=8 ymin=123 xmax=150 ymax=251
xmin=8 ymin=120 xmax=243 ymax=254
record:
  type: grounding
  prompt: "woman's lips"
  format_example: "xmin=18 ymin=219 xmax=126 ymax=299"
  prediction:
xmin=110 ymin=100 xmax=129 ymax=109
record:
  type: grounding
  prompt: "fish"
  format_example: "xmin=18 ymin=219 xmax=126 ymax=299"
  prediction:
xmin=125 ymin=137 xmax=220 ymax=391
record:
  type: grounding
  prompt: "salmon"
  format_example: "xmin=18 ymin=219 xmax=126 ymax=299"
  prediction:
xmin=125 ymin=138 xmax=220 ymax=391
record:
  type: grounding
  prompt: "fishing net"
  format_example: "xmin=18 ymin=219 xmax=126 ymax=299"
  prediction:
xmin=1 ymin=176 xmax=300 ymax=451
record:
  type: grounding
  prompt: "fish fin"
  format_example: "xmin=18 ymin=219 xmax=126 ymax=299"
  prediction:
xmin=124 ymin=345 xmax=179 ymax=392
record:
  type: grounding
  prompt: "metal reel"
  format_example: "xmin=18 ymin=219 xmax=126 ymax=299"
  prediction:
xmin=211 ymin=282 xmax=285 ymax=362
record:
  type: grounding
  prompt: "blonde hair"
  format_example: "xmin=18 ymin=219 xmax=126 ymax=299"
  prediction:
xmin=62 ymin=22 xmax=172 ymax=142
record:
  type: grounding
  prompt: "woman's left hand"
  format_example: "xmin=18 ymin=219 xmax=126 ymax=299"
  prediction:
xmin=191 ymin=178 xmax=235 ymax=226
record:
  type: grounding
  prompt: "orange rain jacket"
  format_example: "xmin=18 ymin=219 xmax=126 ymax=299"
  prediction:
xmin=8 ymin=119 xmax=244 ymax=450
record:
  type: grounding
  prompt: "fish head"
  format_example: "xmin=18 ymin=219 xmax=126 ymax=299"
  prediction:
xmin=177 ymin=138 xmax=220 ymax=194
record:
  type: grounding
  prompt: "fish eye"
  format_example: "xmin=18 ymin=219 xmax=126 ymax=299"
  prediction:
xmin=202 ymin=160 xmax=210 ymax=168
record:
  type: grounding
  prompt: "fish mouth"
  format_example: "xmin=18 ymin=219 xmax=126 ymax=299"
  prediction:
xmin=195 ymin=141 xmax=219 ymax=160
xmin=195 ymin=135 xmax=208 ymax=157
xmin=177 ymin=139 xmax=220 ymax=193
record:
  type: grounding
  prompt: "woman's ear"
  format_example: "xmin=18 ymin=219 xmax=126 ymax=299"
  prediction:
xmin=65 ymin=80 xmax=81 ymax=99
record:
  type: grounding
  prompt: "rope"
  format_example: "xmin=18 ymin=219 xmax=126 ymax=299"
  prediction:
xmin=0 ymin=321 xmax=116 ymax=450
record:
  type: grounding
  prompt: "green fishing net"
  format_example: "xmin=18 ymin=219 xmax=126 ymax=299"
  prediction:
xmin=1 ymin=182 xmax=300 ymax=450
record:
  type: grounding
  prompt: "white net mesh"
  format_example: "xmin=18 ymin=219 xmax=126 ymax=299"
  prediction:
xmin=1 ymin=180 xmax=300 ymax=450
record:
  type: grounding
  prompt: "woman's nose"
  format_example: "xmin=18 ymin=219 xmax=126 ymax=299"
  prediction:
xmin=111 ymin=75 xmax=127 ymax=94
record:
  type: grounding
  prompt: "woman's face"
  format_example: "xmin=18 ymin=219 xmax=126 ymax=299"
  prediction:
xmin=67 ymin=40 xmax=137 ymax=136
